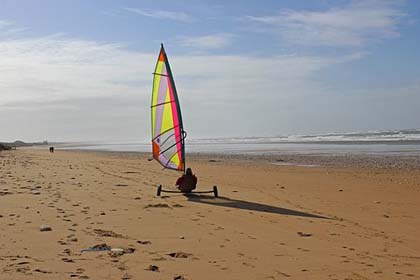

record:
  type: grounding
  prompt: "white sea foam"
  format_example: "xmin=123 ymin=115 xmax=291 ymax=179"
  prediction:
xmin=191 ymin=128 xmax=420 ymax=144
xmin=50 ymin=128 xmax=420 ymax=155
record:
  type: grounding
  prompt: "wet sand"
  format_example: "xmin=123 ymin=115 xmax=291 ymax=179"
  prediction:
xmin=0 ymin=149 xmax=419 ymax=279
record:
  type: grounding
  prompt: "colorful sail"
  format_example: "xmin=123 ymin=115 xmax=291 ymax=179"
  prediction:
xmin=151 ymin=44 xmax=185 ymax=171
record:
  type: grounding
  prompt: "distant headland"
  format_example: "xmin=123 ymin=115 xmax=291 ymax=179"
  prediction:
xmin=0 ymin=140 xmax=48 ymax=151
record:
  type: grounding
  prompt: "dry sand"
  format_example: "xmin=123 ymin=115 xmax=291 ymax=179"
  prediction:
xmin=0 ymin=149 xmax=419 ymax=279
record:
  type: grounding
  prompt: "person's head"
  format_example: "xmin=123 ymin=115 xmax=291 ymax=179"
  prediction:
xmin=186 ymin=167 xmax=192 ymax=175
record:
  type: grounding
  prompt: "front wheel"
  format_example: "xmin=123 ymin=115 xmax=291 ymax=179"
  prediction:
xmin=213 ymin=186 xmax=218 ymax=197
xmin=156 ymin=185 xmax=162 ymax=196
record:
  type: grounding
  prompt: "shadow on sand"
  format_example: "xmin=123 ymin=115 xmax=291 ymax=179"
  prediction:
xmin=186 ymin=194 xmax=328 ymax=219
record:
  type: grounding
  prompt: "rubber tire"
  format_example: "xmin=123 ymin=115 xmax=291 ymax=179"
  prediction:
xmin=157 ymin=185 xmax=162 ymax=196
xmin=213 ymin=186 xmax=218 ymax=197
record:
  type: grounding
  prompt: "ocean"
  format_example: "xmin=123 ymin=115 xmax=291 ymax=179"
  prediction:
xmin=53 ymin=129 xmax=420 ymax=156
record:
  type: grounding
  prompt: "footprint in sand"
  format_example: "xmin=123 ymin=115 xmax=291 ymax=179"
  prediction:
xmin=144 ymin=203 xmax=171 ymax=209
xmin=137 ymin=240 xmax=152 ymax=245
xmin=242 ymin=262 xmax=255 ymax=268
xmin=172 ymin=203 xmax=184 ymax=207
xmin=276 ymin=271 xmax=291 ymax=277
xmin=168 ymin=252 xmax=192 ymax=258
xmin=297 ymin=232 xmax=312 ymax=237
xmin=33 ymin=268 xmax=52 ymax=274
xmin=145 ymin=265 xmax=159 ymax=272
xmin=93 ymin=229 xmax=126 ymax=238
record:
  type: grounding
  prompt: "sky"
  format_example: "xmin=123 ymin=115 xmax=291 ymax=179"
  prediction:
xmin=0 ymin=0 xmax=419 ymax=142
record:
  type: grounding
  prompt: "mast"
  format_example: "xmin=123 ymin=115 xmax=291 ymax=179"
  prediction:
xmin=161 ymin=44 xmax=186 ymax=173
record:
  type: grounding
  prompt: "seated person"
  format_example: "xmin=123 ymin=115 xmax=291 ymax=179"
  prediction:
xmin=176 ymin=167 xmax=197 ymax=193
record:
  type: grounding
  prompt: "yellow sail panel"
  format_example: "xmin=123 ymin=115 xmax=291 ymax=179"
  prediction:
xmin=151 ymin=61 xmax=164 ymax=134
xmin=161 ymin=94 xmax=174 ymax=134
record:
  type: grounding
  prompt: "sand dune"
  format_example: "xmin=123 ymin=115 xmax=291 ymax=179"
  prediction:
xmin=0 ymin=149 xmax=419 ymax=279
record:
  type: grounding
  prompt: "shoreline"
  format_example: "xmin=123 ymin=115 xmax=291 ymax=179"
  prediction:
xmin=25 ymin=146 xmax=420 ymax=170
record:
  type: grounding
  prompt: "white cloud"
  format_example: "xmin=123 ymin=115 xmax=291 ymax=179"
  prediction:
xmin=0 ymin=20 xmax=13 ymax=29
xmin=123 ymin=7 xmax=192 ymax=22
xmin=176 ymin=33 xmax=235 ymax=50
xmin=0 ymin=35 xmax=154 ymax=105
xmin=246 ymin=0 xmax=405 ymax=47
xmin=0 ymin=20 xmax=26 ymax=38
xmin=0 ymin=33 xmax=342 ymax=108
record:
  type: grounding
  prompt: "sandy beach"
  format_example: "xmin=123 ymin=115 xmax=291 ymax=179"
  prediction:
xmin=0 ymin=148 xmax=419 ymax=279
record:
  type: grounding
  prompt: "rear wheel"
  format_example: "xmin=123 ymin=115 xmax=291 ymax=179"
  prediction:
xmin=157 ymin=185 xmax=162 ymax=196
xmin=213 ymin=186 xmax=218 ymax=197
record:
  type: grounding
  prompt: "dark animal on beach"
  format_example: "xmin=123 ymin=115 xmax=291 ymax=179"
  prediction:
xmin=49 ymin=147 xmax=55 ymax=153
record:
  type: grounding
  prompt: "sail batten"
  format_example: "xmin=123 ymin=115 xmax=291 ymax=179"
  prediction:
xmin=151 ymin=100 xmax=175 ymax=108
xmin=153 ymin=72 xmax=169 ymax=77
xmin=151 ymin=45 xmax=185 ymax=172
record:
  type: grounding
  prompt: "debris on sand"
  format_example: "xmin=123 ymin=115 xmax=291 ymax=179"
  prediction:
xmin=109 ymin=247 xmax=136 ymax=258
xmin=40 ymin=224 xmax=52 ymax=232
xmin=168 ymin=252 xmax=191 ymax=258
xmin=81 ymin=243 xmax=111 ymax=253
xmin=79 ymin=245 xmax=136 ymax=257
xmin=108 ymin=247 xmax=135 ymax=257
xmin=174 ymin=276 xmax=187 ymax=280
